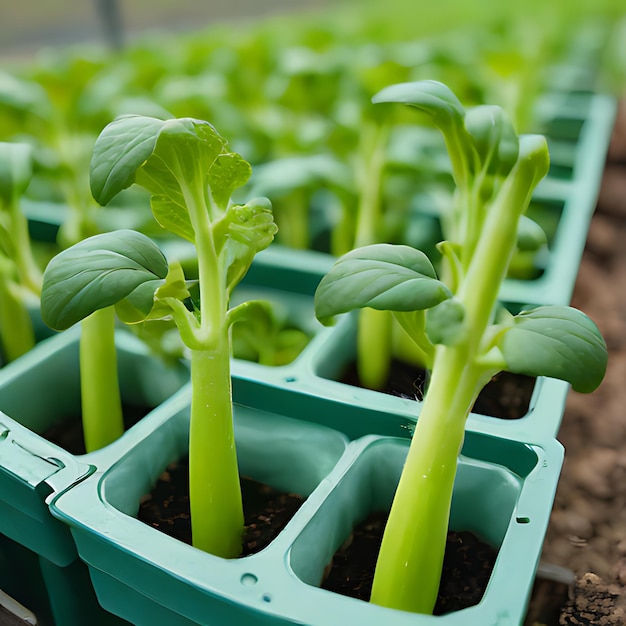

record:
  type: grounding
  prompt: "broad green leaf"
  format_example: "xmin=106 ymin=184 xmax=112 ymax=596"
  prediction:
xmin=372 ymin=80 xmax=471 ymax=186
xmin=135 ymin=118 xmax=226 ymax=239
xmin=150 ymin=193 xmax=195 ymax=242
xmin=41 ymin=229 xmax=168 ymax=330
xmin=314 ymin=244 xmax=451 ymax=324
xmin=372 ymin=80 xmax=465 ymax=127
xmin=498 ymin=306 xmax=607 ymax=393
xmin=90 ymin=114 xmax=166 ymax=205
xmin=0 ymin=143 xmax=33 ymax=206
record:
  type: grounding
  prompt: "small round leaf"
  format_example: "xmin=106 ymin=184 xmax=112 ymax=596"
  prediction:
xmin=41 ymin=229 xmax=169 ymax=330
xmin=314 ymin=243 xmax=451 ymax=324
xmin=499 ymin=306 xmax=607 ymax=393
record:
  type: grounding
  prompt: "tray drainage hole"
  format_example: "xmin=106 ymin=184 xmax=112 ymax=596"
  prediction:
xmin=262 ymin=593 xmax=272 ymax=603
xmin=284 ymin=376 xmax=297 ymax=383
xmin=241 ymin=573 xmax=258 ymax=586
xmin=516 ymin=516 xmax=531 ymax=524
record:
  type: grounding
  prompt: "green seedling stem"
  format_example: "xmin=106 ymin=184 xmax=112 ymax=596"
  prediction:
xmin=0 ymin=142 xmax=42 ymax=362
xmin=79 ymin=306 xmax=124 ymax=451
xmin=354 ymin=121 xmax=394 ymax=390
xmin=42 ymin=115 xmax=276 ymax=558
xmin=314 ymin=80 xmax=608 ymax=614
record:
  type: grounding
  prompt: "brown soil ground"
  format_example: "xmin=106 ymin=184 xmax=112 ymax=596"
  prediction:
xmin=530 ymin=97 xmax=626 ymax=625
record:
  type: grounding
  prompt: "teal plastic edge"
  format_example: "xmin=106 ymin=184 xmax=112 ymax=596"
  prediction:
xmin=47 ymin=392 xmax=565 ymax=626
xmin=0 ymin=325 xmax=189 ymax=625
xmin=231 ymin=310 xmax=572 ymax=445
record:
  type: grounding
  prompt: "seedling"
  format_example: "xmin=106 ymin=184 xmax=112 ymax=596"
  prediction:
xmin=0 ymin=142 xmax=42 ymax=362
xmin=230 ymin=298 xmax=311 ymax=366
xmin=0 ymin=69 xmax=101 ymax=247
xmin=41 ymin=230 xmax=171 ymax=452
xmin=314 ymin=81 xmax=608 ymax=615
xmin=41 ymin=115 xmax=276 ymax=558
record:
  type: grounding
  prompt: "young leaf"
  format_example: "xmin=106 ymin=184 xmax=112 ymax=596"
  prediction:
xmin=41 ymin=229 xmax=168 ymax=330
xmin=215 ymin=197 xmax=278 ymax=292
xmin=498 ymin=306 xmax=608 ymax=393
xmin=372 ymin=80 xmax=471 ymax=187
xmin=372 ymin=80 xmax=465 ymax=127
xmin=89 ymin=114 xmax=167 ymax=205
xmin=113 ymin=279 xmax=165 ymax=324
xmin=136 ymin=118 xmax=227 ymax=234
xmin=229 ymin=299 xmax=309 ymax=365
xmin=150 ymin=193 xmax=196 ymax=243
xmin=314 ymin=243 xmax=451 ymax=324
xmin=207 ymin=152 xmax=252 ymax=210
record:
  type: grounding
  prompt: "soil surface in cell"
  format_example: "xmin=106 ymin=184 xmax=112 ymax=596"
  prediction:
xmin=137 ymin=457 xmax=305 ymax=556
xmin=321 ymin=510 xmax=496 ymax=615
xmin=342 ymin=360 xmax=536 ymax=419
xmin=42 ymin=404 xmax=148 ymax=454
xmin=139 ymin=461 xmax=496 ymax=614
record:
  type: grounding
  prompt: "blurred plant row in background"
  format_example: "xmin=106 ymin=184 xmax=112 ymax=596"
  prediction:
xmin=0 ymin=0 xmax=624 ymax=372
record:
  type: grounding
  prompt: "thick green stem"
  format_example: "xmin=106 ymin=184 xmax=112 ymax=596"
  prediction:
xmin=370 ymin=138 xmax=547 ymax=615
xmin=182 ymin=172 xmax=224 ymax=346
xmin=277 ymin=190 xmax=310 ymax=250
xmin=80 ymin=306 xmax=124 ymax=452
xmin=181 ymin=169 xmax=244 ymax=557
xmin=189 ymin=336 xmax=243 ymax=557
xmin=354 ymin=123 xmax=392 ymax=389
xmin=55 ymin=130 xmax=99 ymax=248
xmin=353 ymin=123 xmax=388 ymax=249
xmin=370 ymin=343 xmax=482 ymax=613
xmin=10 ymin=201 xmax=42 ymax=296
xmin=0 ymin=273 xmax=35 ymax=362
xmin=459 ymin=144 xmax=544 ymax=341
xmin=330 ymin=193 xmax=357 ymax=257
xmin=356 ymin=308 xmax=392 ymax=390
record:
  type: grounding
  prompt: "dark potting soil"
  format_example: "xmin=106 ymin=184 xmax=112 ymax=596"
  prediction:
xmin=557 ymin=573 xmax=626 ymax=625
xmin=139 ymin=462 xmax=495 ymax=613
xmin=42 ymin=404 xmax=149 ymax=455
xmin=341 ymin=359 xmax=536 ymax=420
xmin=321 ymin=510 xmax=496 ymax=615
xmin=137 ymin=457 xmax=305 ymax=556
